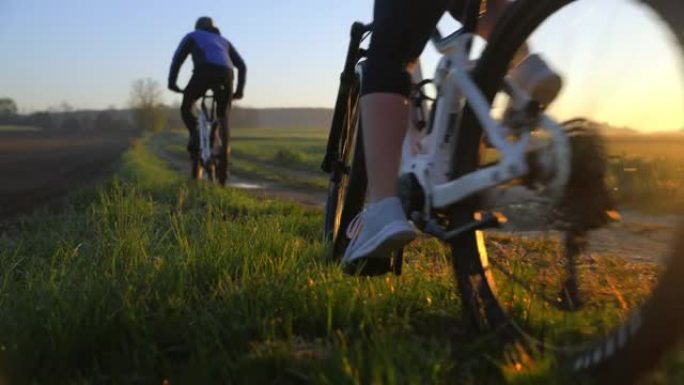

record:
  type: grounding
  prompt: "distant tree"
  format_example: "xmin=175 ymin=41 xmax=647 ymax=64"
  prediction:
xmin=60 ymin=116 xmax=82 ymax=130
xmin=129 ymin=78 xmax=166 ymax=132
xmin=27 ymin=111 xmax=56 ymax=130
xmin=94 ymin=110 xmax=116 ymax=131
xmin=164 ymin=102 xmax=184 ymax=130
xmin=0 ymin=98 xmax=18 ymax=123
xmin=57 ymin=101 xmax=74 ymax=113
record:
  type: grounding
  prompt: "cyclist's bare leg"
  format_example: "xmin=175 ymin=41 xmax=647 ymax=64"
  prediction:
xmin=361 ymin=0 xmax=449 ymax=203
xmin=362 ymin=1 xmax=526 ymax=203
xmin=342 ymin=0 xmax=447 ymax=270
xmin=361 ymin=94 xmax=409 ymax=202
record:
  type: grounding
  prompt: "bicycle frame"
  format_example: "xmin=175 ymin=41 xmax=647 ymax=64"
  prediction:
xmin=392 ymin=33 xmax=572 ymax=220
xmin=323 ymin=0 xmax=572 ymax=228
xmin=198 ymin=92 xmax=219 ymax=167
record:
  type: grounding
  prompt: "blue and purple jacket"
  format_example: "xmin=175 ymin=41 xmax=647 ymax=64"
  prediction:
xmin=168 ymin=26 xmax=246 ymax=93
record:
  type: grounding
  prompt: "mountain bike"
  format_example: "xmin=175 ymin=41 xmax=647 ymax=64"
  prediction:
xmin=322 ymin=0 xmax=684 ymax=382
xmin=171 ymin=89 xmax=230 ymax=185
xmin=194 ymin=90 xmax=229 ymax=184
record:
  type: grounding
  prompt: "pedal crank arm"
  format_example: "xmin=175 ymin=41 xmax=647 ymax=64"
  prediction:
xmin=392 ymin=248 xmax=404 ymax=276
xmin=424 ymin=212 xmax=505 ymax=242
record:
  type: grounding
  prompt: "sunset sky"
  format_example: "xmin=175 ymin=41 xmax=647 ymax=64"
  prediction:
xmin=1 ymin=0 xmax=682 ymax=132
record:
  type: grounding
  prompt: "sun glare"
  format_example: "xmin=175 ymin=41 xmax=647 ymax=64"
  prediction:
xmin=534 ymin=0 xmax=684 ymax=133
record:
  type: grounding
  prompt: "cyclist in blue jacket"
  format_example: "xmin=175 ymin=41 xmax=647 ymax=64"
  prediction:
xmin=168 ymin=16 xmax=246 ymax=177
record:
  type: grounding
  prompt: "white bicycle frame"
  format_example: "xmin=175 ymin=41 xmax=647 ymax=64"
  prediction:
xmin=197 ymin=107 xmax=214 ymax=166
xmin=359 ymin=33 xmax=572 ymax=220
xmin=197 ymin=94 xmax=223 ymax=180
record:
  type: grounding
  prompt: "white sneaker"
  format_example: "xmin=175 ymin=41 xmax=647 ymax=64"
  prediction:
xmin=508 ymin=53 xmax=563 ymax=108
xmin=341 ymin=197 xmax=416 ymax=276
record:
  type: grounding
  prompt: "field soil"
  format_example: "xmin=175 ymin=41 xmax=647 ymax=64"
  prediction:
xmin=0 ymin=128 xmax=138 ymax=220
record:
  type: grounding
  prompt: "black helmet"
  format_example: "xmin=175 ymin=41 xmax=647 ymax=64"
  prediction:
xmin=195 ymin=16 xmax=214 ymax=30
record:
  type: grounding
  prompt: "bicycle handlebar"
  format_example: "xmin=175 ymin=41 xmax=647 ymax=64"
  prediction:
xmin=170 ymin=88 xmax=217 ymax=99
xmin=351 ymin=22 xmax=373 ymax=40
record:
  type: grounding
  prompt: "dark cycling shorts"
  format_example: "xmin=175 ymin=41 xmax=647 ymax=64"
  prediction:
xmin=180 ymin=66 xmax=233 ymax=152
xmin=182 ymin=66 xmax=233 ymax=120
xmin=363 ymin=0 xmax=467 ymax=97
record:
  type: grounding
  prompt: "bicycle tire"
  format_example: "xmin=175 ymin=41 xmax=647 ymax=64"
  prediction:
xmin=216 ymin=121 xmax=230 ymax=186
xmin=322 ymin=94 xmax=355 ymax=247
xmin=448 ymin=0 xmax=684 ymax=382
xmin=324 ymin=72 xmax=367 ymax=261
xmin=191 ymin=153 xmax=201 ymax=180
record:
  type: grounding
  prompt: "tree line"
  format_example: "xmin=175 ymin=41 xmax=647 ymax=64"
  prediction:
xmin=1 ymin=78 xmax=332 ymax=132
xmin=0 ymin=79 xmax=257 ymax=132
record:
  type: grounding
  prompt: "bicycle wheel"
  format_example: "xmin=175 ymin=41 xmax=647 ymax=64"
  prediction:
xmin=191 ymin=153 xmax=202 ymax=180
xmin=324 ymin=72 xmax=368 ymax=261
xmin=215 ymin=120 xmax=229 ymax=186
xmin=448 ymin=0 xmax=684 ymax=382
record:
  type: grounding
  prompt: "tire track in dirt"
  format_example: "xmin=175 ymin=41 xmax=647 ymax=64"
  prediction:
xmin=148 ymin=137 xmax=327 ymax=208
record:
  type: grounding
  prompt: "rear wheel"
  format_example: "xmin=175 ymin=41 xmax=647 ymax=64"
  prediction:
xmin=215 ymin=121 xmax=229 ymax=185
xmin=449 ymin=0 xmax=684 ymax=382
xmin=191 ymin=152 xmax=202 ymax=180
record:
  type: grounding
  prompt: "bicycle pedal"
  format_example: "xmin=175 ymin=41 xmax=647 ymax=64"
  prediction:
xmin=425 ymin=212 xmax=506 ymax=242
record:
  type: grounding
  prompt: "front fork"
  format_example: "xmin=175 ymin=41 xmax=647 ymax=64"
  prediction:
xmin=322 ymin=22 xmax=371 ymax=177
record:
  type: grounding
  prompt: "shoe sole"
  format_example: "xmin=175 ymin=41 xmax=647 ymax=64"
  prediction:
xmin=342 ymin=221 xmax=416 ymax=276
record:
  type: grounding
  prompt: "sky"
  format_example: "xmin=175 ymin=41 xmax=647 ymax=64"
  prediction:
xmin=1 ymin=0 xmax=682 ymax=132
xmin=0 ymin=0 xmax=376 ymax=111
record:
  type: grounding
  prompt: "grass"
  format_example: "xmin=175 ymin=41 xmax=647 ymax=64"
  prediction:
xmin=605 ymin=134 xmax=684 ymax=163
xmin=606 ymin=155 xmax=684 ymax=213
xmin=486 ymin=132 xmax=684 ymax=213
xmin=0 ymin=139 xmax=473 ymax=384
xmin=594 ymin=134 xmax=684 ymax=212
xmin=487 ymin=234 xmax=658 ymax=343
xmin=231 ymin=127 xmax=327 ymax=173
xmin=155 ymin=127 xmax=329 ymax=190
xmin=230 ymin=158 xmax=328 ymax=190
xmin=0 ymin=132 xmax=682 ymax=384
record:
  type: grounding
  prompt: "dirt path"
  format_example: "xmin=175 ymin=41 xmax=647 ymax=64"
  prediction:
xmin=149 ymin=136 xmax=683 ymax=263
xmin=0 ymin=128 xmax=138 ymax=222
xmin=148 ymin=138 xmax=327 ymax=208
xmin=231 ymin=151 xmax=324 ymax=186
xmin=498 ymin=204 xmax=681 ymax=263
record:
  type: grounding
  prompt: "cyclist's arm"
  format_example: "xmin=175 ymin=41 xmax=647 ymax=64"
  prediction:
xmin=228 ymin=42 xmax=247 ymax=95
xmin=168 ymin=34 xmax=194 ymax=87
